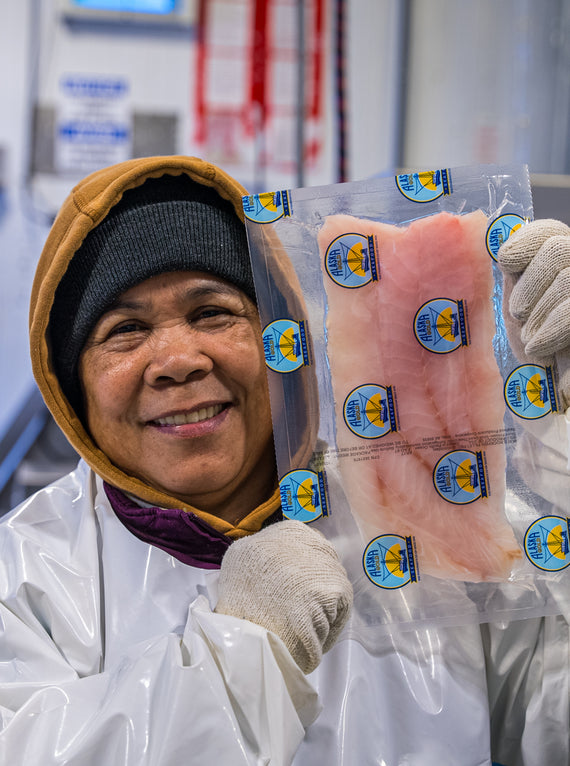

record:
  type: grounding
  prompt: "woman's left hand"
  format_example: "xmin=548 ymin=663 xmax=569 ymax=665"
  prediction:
xmin=498 ymin=218 xmax=570 ymax=407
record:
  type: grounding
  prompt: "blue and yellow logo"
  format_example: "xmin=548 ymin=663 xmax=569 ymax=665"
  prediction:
xmin=395 ymin=169 xmax=452 ymax=203
xmin=279 ymin=469 xmax=329 ymax=523
xmin=242 ymin=190 xmax=292 ymax=223
xmin=433 ymin=449 xmax=488 ymax=505
xmin=262 ymin=318 xmax=310 ymax=373
xmin=413 ymin=298 xmax=469 ymax=353
xmin=343 ymin=384 xmax=398 ymax=439
xmin=324 ymin=232 xmax=379 ymax=288
xmin=504 ymin=364 xmax=558 ymax=419
xmin=363 ymin=534 xmax=418 ymax=589
xmin=524 ymin=516 xmax=570 ymax=572
xmin=486 ymin=214 xmax=526 ymax=261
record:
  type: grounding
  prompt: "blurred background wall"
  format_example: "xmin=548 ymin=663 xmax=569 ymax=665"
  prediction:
xmin=1 ymin=0 xmax=570 ymax=510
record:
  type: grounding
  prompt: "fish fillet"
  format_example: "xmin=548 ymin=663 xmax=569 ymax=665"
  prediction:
xmin=319 ymin=210 xmax=522 ymax=582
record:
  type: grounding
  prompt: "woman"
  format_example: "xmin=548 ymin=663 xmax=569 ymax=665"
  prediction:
xmin=2 ymin=153 xmax=570 ymax=764
xmin=2 ymin=155 xmax=352 ymax=764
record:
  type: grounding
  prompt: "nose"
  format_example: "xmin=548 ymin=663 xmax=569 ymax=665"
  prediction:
xmin=143 ymin=325 xmax=214 ymax=386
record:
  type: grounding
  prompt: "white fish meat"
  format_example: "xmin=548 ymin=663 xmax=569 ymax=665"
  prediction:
xmin=319 ymin=210 xmax=522 ymax=582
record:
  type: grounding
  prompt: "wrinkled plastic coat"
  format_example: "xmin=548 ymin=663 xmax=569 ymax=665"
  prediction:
xmin=2 ymin=462 xmax=568 ymax=765
xmin=0 ymin=462 xmax=320 ymax=764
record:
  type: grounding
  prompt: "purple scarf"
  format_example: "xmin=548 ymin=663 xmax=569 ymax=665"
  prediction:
xmin=104 ymin=483 xmax=232 ymax=569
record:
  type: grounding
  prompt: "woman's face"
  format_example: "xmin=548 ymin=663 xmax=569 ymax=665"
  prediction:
xmin=79 ymin=271 xmax=276 ymax=524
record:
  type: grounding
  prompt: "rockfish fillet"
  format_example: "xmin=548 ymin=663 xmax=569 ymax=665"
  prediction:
xmin=319 ymin=210 xmax=522 ymax=582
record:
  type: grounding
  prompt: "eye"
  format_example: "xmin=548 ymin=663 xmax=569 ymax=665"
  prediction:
xmin=191 ymin=305 xmax=234 ymax=324
xmin=106 ymin=320 xmax=147 ymax=338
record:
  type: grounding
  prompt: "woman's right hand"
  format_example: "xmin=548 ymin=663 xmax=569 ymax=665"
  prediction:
xmin=215 ymin=520 xmax=353 ymax=675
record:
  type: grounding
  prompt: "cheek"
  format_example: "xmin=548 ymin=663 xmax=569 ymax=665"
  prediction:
xmin=80 ymin=355 xmax=138 ymax=426
xmin=244 ymin=347 xmax=273 ymax=432
xmin=227 ymin=331 xmax=270 ymax=409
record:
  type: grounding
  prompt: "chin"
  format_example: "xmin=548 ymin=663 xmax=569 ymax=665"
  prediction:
xmin=150 ymin=475 xmax=229 ymax=506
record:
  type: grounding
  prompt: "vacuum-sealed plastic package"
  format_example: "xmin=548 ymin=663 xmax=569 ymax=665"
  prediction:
xmin=243 ymin=165 xmax=570 ymax=645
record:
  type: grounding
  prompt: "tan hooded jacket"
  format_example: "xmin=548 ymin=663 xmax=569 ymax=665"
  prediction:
xmin=29 ymin=155 xmax=286 ymax=540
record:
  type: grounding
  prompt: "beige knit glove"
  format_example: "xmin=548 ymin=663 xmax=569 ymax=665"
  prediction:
xmin=215 ymin=520 xmax=353 ymax=674
xmin=498 ymin=219 xmax=570 ymax=407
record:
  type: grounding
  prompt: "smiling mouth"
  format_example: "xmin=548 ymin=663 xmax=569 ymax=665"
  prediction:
xmin=153 ymin=403 xmax=226 ymax=426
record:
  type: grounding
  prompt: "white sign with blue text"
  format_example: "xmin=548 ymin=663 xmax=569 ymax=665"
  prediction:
xmin=55 ymin=73 xmax=132 ymax=173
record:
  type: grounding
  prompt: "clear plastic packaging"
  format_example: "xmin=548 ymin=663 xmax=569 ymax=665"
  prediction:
xmin=243 ymin=165 xmax=570 ymax=647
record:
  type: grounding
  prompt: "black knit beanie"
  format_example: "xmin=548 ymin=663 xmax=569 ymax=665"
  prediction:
xmin=49 ymin=173 xmax=255 ymax=414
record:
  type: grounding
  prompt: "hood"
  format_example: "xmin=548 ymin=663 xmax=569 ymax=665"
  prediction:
xmin=29 ymin=155 xmax=282 ymax=539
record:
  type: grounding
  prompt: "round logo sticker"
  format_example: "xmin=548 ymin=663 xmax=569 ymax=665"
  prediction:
xmin=486 ymin=214 xmax=525 ymax=261
xmin=504 ymin=364 xmax=554 ymax=419
xmin=413 ymin=298 xmax=468 ymax=353
xmin=395 ymin=169 xmax=452 ymax=203
xmin=279 ymin=469 xmax=326 ymax=523
xmin=242 ymin=190 xmax=291 ymax=223
xmin=343 ymin=384 xmax=397 ymax=439
xmin=524 ymin=516 xmax=570 ymax=572
xmin=324 ymin=233 xmax=378 ymax=288
xmin=262 ymin=319 xmax=308 ymax=373
xmin=433 ymin=450 xmax=487 ymax=504
xmin=362 ymin=534 xmax=417 ymax=589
